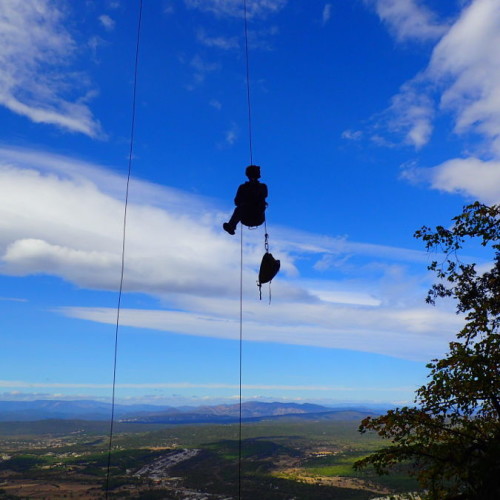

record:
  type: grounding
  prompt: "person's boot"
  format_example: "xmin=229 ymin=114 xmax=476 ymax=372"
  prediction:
xmin=223 ymin=223 xmax=235 ymax=235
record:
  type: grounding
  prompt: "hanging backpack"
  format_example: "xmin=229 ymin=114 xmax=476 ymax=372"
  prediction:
xmin=257 ymin=252 xmax=280 ymax=300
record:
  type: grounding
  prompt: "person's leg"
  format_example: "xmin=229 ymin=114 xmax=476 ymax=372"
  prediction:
xmin=223 ymin=207 xmax=242 ymax=235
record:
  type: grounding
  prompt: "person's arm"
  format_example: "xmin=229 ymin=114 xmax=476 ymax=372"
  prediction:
xmin=234 ymin=184 xmax=245 ymax=205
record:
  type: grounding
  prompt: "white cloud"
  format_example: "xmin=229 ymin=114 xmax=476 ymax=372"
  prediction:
xmin=322 ymin=4 xmax=332 ymax=25
xmin=98 ymin=14 xmax=115 ymax=31
xmin=197 ymin=28 xmax=239 ymax=50
xmin=0 ymin=0 xmax=102 ymax=137
xmin=188 ymin=55 xmax=220 ymax=88
xmin=309 ymin=289 xmax=381 ymax=307
xmin=341 ymin=129 xmax=363 ymax=141
xmin=385 ymin=78 xmax=435 ymax=149
xmin=365 ymin=0 xmax=500 ymax=202
xmin=428 ymin=0 xmax=500 ymax=154
xmin=369 ymin=0 xmax=448 ymax=42
xmin=359 ymin=1 xmax=446 ymax=148
xmin=163 ymin=4 xmax=175 ymax=15
xmin=88 ymin=35 xmax=107 ymax=61
xmin=426 ymin=157 xmax=500 ymax=204
xmin=224 ymin=122 xmax=239 ymax=146
xmin=0 ymin=380 xmax=414 ymax=393
xmin=62 ymin=302 xmax=461 ymax=362
xmin=0 ymin=146 xmax=464 ymax=362
xmin=0 ymin=296 xmax=27 ymax=302
xmin=0 ymin=148 xmax=239 ymax=298
xmin=184 ymin=0 xmax=287 ymax=19
xmin=3 ymin=239 xmax=121 ymax=288
xmin=210 ymin=99 xmax=222 ymax=110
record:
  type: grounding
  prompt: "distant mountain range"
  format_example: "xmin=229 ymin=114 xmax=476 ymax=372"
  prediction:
xmin=118 ymin=401 xmax=377 ymax=424
xmin=0 ymin=400 xmax=167 ymax=422
xmin=0 ymin=400 xmax=387 ymax=424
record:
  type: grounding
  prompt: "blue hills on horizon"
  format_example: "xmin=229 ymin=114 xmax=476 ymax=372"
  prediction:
xmin=0 ymin=399 xmax=391 ymax=423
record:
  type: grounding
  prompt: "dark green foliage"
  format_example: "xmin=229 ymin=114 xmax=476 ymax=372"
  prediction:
xmin=204 ymin=437 xmax=302 ymax=460
xmin=174 ymin=448 xmax=372 ymax=499
xmin=0 ymin=489 xmax=18 ymax=499
xmin=355 ymin=202 xmax=500 ymax=499
xmin=0 ymin=454 xmax=46 ymax=472
xmin=0 ymin=419 xmax=166 ymax=437
xmin=135 ymin=490 xmax=176 ymax=499
xmin=102 ymin=475 xmax=139 ymax=491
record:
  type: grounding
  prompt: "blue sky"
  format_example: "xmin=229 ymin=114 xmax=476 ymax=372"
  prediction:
xmin=1 ymin=0 xmax=499 ymax=407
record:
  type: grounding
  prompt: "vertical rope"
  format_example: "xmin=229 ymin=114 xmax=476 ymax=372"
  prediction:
xmin=238 ymin=224 xmax=244 ymax=499
xmin=243 ymin=0 xmax=254 ymax=166
xmin=105 ymin=0 xmax=143 ymax=496
xmin=239 ymin=2 xmax=254 ymax=497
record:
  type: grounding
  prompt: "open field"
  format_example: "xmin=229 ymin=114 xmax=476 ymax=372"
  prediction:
xmin=0 ymin=419 xmax=421 ymax=499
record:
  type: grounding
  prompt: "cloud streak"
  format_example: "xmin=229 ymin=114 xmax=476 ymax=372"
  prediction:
xmin=61 ymin=302 xmax=461 ymax=362
xmin=368 ymin=0 xmax=448 ymax=42
xmin=0 ymin=0 xmax=102 ymax=136
xmin=0 ymin=379 xmax=411 ymax=392
xmin=184 ymin=0 xmax=287 ymax=19
xmin=322 ymin=4 xmax=332 ymax=25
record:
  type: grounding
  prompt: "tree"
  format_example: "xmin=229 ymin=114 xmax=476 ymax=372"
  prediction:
xmin=354 ymin=202 xmax=500 ymax=499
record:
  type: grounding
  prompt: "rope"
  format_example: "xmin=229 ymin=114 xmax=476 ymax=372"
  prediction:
xmin=238 ymin=224 xmax=244 ymax=499
xmin=238 ymin=3 xmax=254 ymax=497
xmin=105 ymin=0 xmax=143 ymax=496
xmin=243 ymin=0 xmax=254 ymax=166
xmin=264 ymin=222 xmax=272 ymax=304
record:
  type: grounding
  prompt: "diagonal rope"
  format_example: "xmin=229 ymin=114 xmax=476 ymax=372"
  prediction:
xmin=105 ymin=0 xmax=143 ymax=496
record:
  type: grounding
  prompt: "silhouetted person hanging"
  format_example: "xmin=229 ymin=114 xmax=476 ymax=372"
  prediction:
xmin=223 ymin=165 xmax=268 ymax=235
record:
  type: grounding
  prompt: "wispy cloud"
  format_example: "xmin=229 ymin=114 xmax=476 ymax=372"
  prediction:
xmin=411 ymin=0 xmax=500 ymax=200
xmin=367 ymin=0 xmax=448 ymax=42
xmin=209 ymin=99 xmax=222 ymax=110
xmin=428 ymin=0 xmax=500 ymax=154
xmin=0 ymin=0 xmax=103 ymax=137
xmin=224 ymin=122 xmax=239 ymax=146
xmin=98 ymin=14 xmax=115 ymax=31
xmin=384 ymin=78 xmax=435 ymax=149
xmin=360 ymin=0 xmax=500 ymax=203
xmin=356 ymin=1 xmax=447 ymax=148
xmin=197 ymin=28 xmax=239 ymax=50
xmin=88 ymin=35 xmax=107 ymax=62
xmin=322 ymin=4 xmax=332 ymax=25
xmin=0 ymin=296 xmax=27 ymax=302
xmin=341 ymin=129 xmax=363 ymax=141
xmin=61 ymin=303 xmax=461 ymax=361
xmin=187 ymin=55 xmax=220 ymax=89
xmin=0 ymin=379 xmax=411 ymax=392
xmin=184 ymin=0 xmax=287 ymax=19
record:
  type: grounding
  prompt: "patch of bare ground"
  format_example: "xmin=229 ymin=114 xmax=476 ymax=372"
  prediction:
xmin=0 ymin=479 xmax=103 ymax=499
xmin=276 ymin=467 xmax=392 ymax=496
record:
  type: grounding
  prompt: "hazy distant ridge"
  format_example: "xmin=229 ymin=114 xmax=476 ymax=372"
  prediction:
xmin=0 ymin=400 xmax=169 ymax=421
xmin=0 ymin=400 xmax=384 ymax=423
